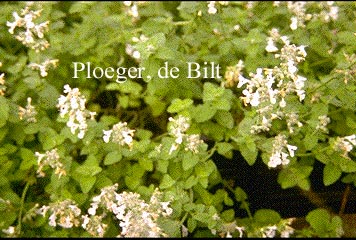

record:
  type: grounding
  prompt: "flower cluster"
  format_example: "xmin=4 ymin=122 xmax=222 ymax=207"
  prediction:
xmin=81 ymin=214 xmax=107 ymax=238
xmin=222 ymin=60 xmax=245 ymax=88
xmin=37 ymin=199 xmax=82 ymax=228
xmin=269 ymin=134 xmax=297 ymax=168
xmin=6 ymin=2 xmax=50 ymax=52
xmin=279 ymin=1 xmax=339 ymax=31
xmin=213 ymin=221 xmax=245 ymax=238
xmin=207 ymin=1 xmax=229 ymax=15
xmin=85 ymin=184 xmax=172 ymax=237
xmin=125 ymin=34 xmax=149 ymax=62
xmin=0 ymin=62 xmax=6 ymax=96
xmin=258 ymin=218 xmax=295 ymax=238
xmin=123 ymin=1 xmax=140 ymax=19
xmin=2 ymin=226 xmax=17 ymax=237
xmin=238 ymin=29 xmax=307 ymax=134
xmin=18 ymin=97 xmax=37 ymax=123
xmin=28 ymin=59 xmax=59 ymax=77
xmin=35 ymin=148 xmax=66 ymax=178
xmin=316 ymin=115 xmax=331 ymax=133
xmin=168 ymin=115 xmax=204 ymax=154
xmin=57 ymin=84 xmax=96 ymax=139
xmin=333 ymin=134 xmax=356 ymax=157
xmin=103 ymin=122 xmax=135 ymax=149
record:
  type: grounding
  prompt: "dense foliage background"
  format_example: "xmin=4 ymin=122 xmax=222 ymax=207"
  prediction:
xmin=0 ymin=1 xmax=355 ymax=238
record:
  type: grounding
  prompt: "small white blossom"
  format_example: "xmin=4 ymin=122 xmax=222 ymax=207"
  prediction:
xmin=37 ymin=199 xmax=81 ymax=229
xmin=333 ymin=135 xmax=356 ymax=156
xmin=86 ymin=184 xmax=172 ymax=237
xmin=0 ymin=64 xmax=6 ymax=96
xmin=102 ymin=122 xmax=135 ymax=149
xmin=57 ymin=84 xmax=96 ymax=139
xmin=6 ymin=2 xmax=50 ymax=52
xmin=268 ymin=135 xmax=297 ymax=168
xmin=19 ymin=97 xmax=37 ymax=123
xmin=35 ymin=148 xmax=66 ymax=178
xmin=261 ymin=225 xmax=278 ymax=238
xmin=81 ymin=214 xmax=108 ymax=237
xmin=28 ymin=59 xmax=59 ymax=77
xmin=265 ymin=38 xmax=278 ymax=52
xmin=168 ymin=115 xmax=204 ymax=154
xmin=290 ymin=16 xmax=298 ymax=30
xmin=2 ymin=226 xmax=17 ymax=237
xmin=316 ymin=115 xmax=330 ymax=133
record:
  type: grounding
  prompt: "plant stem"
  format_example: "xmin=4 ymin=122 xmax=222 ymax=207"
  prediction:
xmin=223 ymin=180 xmax=253 ymax=220
xmin=203 ymin=144 xmax=217 ymax=162
xmin=17 ymin=181 xmax=30 ymax=235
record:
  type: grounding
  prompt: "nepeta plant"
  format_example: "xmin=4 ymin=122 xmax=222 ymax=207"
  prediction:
xmin=0 ymin=1 xmax=355 ymax=238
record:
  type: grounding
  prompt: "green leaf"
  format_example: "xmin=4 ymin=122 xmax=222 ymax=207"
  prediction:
xmin=78 ymin=175 xmax=96 ymax=194
xmin=75 ymin=155 xmax=102 ymax=176
xmin=254 ymin=209 xmax=281 ymax=226
xmin=187 ymin=217 xmax=197 ymax=233
xmin=0 ymin=96 xmax=9 ymax=128
xmin=38 ymin=128 xmax=60 ymax=150
xmin=144 ymin=95 xmax=167 ymax=117
xmin=240 ymin=137 xmax=257 ymax=166
xmin=305 ymin=208 xmax=330 ymax=235
xmin=221 ymin=209 xmax=235 ymax=222
xmin=104 ymin=151 xmax=122 ymax=165
xmin=323 ymin=163 xmax=342 ymax=186
xmin=75 ymin=165 xmax=102 ymax=176
xmin=184 ymin=175 xmax=198 ymax=189
xmin=167 ymin=98 xmax=193 ymax=113
xmin=234 ymin=187 xmax=248 ymax=202
xmin=160 ymin=174 xmax=176 ymax=189
xmin=216 ymin=142 xmax=234 ymax=158
xmin=203 ymin=82 xmax=224 ymax=102
xmin=182 ymin=154 xmax=199 ymax=171
xmin=215 ymin=111 xmax=234 ymax=129
xmin=19 ymin=148 xmax=37 ymax=170
xmin=138 ymin=158 xmax=153 ymax=171
xmin=190 ymin=104 xmax=216 ymax=122
xmin=304 ymin=133 xmax=318 ymax=151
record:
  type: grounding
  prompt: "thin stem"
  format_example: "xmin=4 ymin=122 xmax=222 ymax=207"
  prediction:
xmin=17 ymin=181 xmax=30 ymax=235
xmin=203 ymin=144 xmax=217 ymax=162
xmin=179 ymin=212 xmax=189 ymax=226
xmin=295 ymin=146 xmax=329 ymax=157
xmin=172 ymin=20 xmax=192 ymax=26
xmin=223 ymin=180 xmax=253 ymax=220
xmin=339 ymin=184 xmax=351 ymax=216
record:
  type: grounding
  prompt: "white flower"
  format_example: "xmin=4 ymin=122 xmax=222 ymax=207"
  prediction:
xmin=18 ymin=97 xmax=37 ymax=123
xmin=35 ymin=148 xmax=66 ymax=178
xmin=57 ymin=85 xmax=96 ymax=139
xmin=103 ymin=130 xmax=112 ymax=143
xmin=268 ymin=135 xmax=297 ymax=168
xmin=102 ymin=122 xmax=135 ymax=149
xmin=265 ymin=38 xmax=279 ymax=52
xmin=290 ymin=16 xmax=298 ymax=30
xmin=6 ymin=3 xmax=50 ymax=52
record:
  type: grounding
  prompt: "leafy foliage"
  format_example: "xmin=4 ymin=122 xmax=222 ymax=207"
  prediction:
xmin=0 ymin=1 xmax=355 ymax=238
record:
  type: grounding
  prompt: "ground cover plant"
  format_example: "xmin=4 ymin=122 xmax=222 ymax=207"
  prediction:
xmin=0 ymin=1 xmax=355 ymax=238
